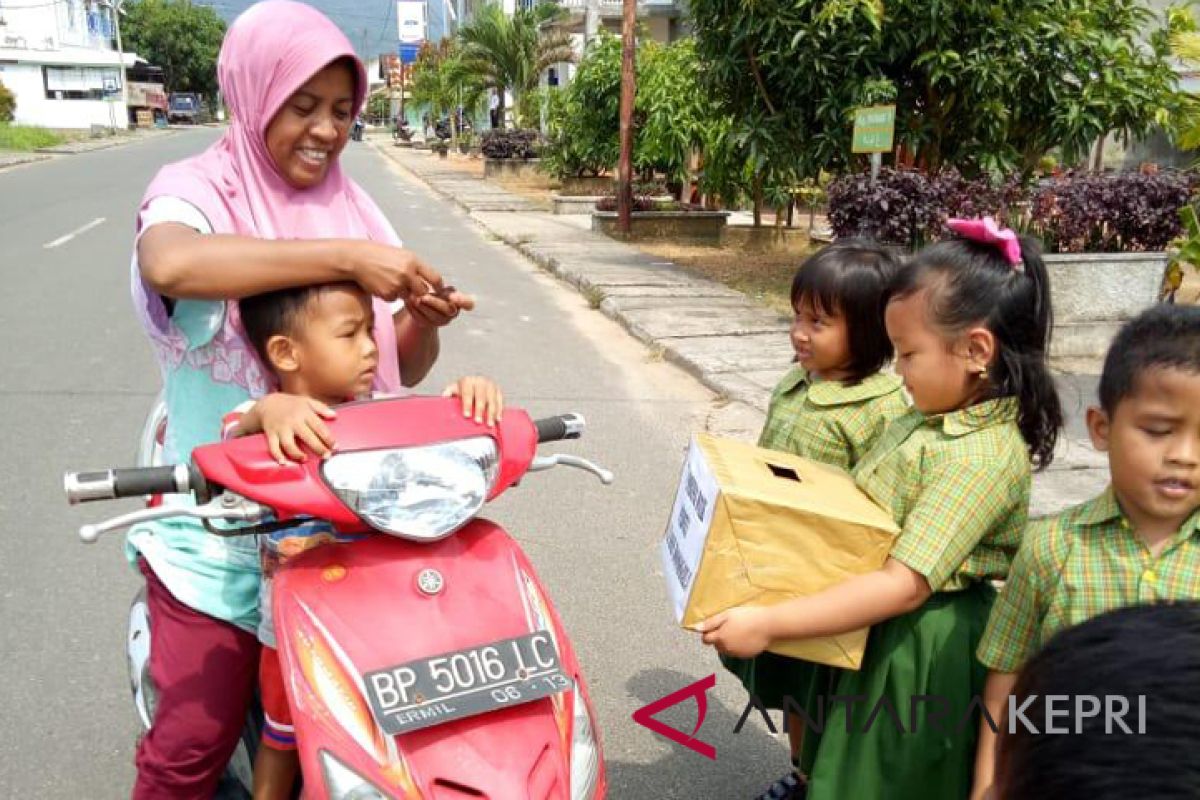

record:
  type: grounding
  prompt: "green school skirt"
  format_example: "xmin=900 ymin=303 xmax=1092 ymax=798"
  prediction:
xmin=800 ymin=582 xmax=996 ymax=800
xmin=720 ymin=652 xmax=835 ymax=717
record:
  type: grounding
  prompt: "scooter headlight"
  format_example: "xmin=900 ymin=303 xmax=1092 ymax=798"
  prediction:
xmin=322 ymin=438 xmax=499 ymax=539
xmin=320 ymin=750 xmax=389 ymax=800
xmin=570 ymin=687 xmax=601 ymax=800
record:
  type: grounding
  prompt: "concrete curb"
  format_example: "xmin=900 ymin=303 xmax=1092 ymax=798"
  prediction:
xmin=0 ymin=152 xmax=52 ymax=171
xmin=369 ymin=136 xmax=1110 ymax=517
xmin=35 ymin=129 xmax=178 ymax=155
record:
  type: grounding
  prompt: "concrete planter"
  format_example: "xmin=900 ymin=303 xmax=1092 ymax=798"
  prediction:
xmin=592 ymin=210 xmax=730 ymax=244
xmin=483 ymin=158 xmax=544 ymax=181
xmin=552 ymin=194 xmax=601 ymax=215
xmin=560 ymin=175 xmax=613 ymax=196
xmin=1044 ymin=252 xmax=1168 ymax=359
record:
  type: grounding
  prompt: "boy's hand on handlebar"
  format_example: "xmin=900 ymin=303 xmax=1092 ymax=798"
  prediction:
xmin=443 ymin=376 xmax=504 ymax=427
xmin=250 ymin=394 xmax=338 ymax=465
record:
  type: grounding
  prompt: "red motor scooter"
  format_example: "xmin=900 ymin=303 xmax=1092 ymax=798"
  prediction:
xmin=65 ymin=396 xmax=612 ymax=799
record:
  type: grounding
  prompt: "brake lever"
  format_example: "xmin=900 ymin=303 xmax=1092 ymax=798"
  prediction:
xmin=78 ymin=494 xmax=271 ymax=543
xmin=529 ymin=454 xmax=614 ymax=485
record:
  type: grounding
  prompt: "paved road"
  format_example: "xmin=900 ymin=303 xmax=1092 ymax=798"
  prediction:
xmin=0 ymin=130 xmax=786 ymax=797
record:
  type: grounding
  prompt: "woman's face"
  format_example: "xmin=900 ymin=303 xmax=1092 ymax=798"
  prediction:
xmin=265 ymin=60 xmax=356 ymax=189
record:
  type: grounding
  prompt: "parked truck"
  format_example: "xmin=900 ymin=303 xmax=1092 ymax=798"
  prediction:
xmin=167 ymin=93 xmax=202 ymax=124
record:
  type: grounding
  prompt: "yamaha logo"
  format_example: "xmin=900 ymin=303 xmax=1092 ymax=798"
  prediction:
xmin=417 ymin=569 xmax=444 ymax=596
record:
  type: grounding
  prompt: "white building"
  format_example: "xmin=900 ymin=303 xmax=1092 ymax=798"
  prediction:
xmin=0 ymin=0 xmax=135 ymax=130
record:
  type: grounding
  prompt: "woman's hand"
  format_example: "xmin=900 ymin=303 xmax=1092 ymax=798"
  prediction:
xmin=408 ymin=285 xmax=476 ymax=328
xmin=347 ymin=241 xmax=448 ymax=304
xmin=442 ymin=376 xmax=504 ymax=427
xmin=244 ymin=393 xmax=338 ymax=464
xmin=697 ymin=606 xmax=773 ymax=658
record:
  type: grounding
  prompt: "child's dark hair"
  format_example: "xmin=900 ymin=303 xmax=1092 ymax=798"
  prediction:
xmin=239 ymin=283 xmax=340 ymax=369
xmin=995 ymin=603 xmax=1200 ymax=800
xmin=1098 ymin=304 xmax=1200 ymax=414
xmin=790 ymin=238 xmax=901 ymax=384
xmin=890 ymin=235 xmax=1063 ymax=469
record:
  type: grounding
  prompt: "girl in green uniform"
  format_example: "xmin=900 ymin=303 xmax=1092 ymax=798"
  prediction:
xmin=702 ymin=218 xmax=1064 ymax=800
xmin=720 ymin=239 xmax=908 ymax=799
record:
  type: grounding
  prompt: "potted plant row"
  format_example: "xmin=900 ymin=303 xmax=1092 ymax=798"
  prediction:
xmin=826 ymin=167 xmax=1198 ymax=360
xmin=481 ymin=129 xmax=542 ymax=180
xmin=590 ymin=181 xmax=730 ymax=244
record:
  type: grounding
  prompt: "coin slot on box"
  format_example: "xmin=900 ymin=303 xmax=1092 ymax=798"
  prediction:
xmin=766 ymin=462 xmax=802 ymax=483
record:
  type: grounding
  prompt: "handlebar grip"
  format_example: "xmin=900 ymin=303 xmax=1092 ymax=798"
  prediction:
xmin=534 ymin=413 xmax=585 ymax=444
xmin=65 ymin=465 xmax=194 ymax=504
xmin=114 ymin=466 xmax=189 ymax=497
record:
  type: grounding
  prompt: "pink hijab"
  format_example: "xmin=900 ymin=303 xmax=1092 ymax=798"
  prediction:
xmin=137 ymin=0 xmax=402 ymax=392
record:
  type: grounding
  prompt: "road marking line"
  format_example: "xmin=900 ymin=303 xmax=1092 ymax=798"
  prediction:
xmin=44 ymin=217 xmax=106 ymax=249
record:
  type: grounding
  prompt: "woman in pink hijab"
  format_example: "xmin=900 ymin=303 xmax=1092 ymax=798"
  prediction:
xmin=126 ymin=3 xmax=471 ymax=797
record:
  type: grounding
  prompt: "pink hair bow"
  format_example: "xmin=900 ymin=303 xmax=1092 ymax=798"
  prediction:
xmin=946 ymin=216 xmax=1024 ymax=272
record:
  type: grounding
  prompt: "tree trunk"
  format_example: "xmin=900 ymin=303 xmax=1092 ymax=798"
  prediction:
xmin=399 ymin=63 xmax=407 ymax=121
xmin=1091 ymin=134 xmax=1107 ymax=172
xmin=616 ymin=0 xmax=636 ymax=234
xmin=752 ymin=175 xmax=764 ymax=228
xmin=498 ymin=90 xmax=507 ymax=131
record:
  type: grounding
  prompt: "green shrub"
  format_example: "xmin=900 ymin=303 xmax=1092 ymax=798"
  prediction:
xmin=0 ymin=80 xmax=15 ymax=124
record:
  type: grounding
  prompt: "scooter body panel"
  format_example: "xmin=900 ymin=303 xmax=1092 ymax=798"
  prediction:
xmin=272 ymin=520 xmax=605 ymax=799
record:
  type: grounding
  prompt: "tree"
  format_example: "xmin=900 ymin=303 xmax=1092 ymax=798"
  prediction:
xmin=122 ymin=0 xmax=226 ymax=98
xmin=409 ymin=40 xmax=487 ymax=144
xmin=457 ymin=1 xmax=575 ymax=129
xmin=542 ymin=34 xmax=722 ymax=188
xmin=1169 ymin=4 xmax=1200 ymax=151
xmin=366 ymin=91 xmax=392 ymax=123
xmin=688 ymin=0 xmax=1180 ymax=223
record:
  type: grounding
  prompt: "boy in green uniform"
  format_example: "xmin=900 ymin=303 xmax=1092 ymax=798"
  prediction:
xmin=989 ymin=603 xmax=1200 ymax=800
xmin=973 ymin=304 xmax=1200 ymax=799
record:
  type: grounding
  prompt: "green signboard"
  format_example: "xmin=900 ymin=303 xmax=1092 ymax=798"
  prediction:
xmin=852 ymin=105 xmax=896 ymax=154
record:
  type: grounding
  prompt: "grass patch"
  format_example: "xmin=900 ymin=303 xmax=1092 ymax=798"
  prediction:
xmin=634 ymin=226 xmax=817 ymax=315
xmin=582 ymin=285 xmax=606 ymax=309
xmin=0 ymin=124 xmax=66 ymax=152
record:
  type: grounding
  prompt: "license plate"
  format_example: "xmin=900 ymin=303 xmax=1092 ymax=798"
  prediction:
xmin=363 ymin=631 xmax=573 ymax=735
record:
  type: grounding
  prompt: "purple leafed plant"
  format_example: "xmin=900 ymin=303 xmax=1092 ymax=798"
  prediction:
xmin=828 ymin=167 xmax=1196 ymax=253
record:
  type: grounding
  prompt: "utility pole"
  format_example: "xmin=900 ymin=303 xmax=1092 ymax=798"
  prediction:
xmin=584 ymin=0 xmax=598 ymax=44
xmin=616 ymin=0 xmax=635 ymax=233
xmin=102 ymin=0 xmax=128 ymax=127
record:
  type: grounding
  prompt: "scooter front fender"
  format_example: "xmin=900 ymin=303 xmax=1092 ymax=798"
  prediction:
xmin=271 ymin=520 xmax=605 ymax=799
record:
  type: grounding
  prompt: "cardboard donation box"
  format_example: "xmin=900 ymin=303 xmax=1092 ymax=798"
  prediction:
xmin=661 ymin=434 xmax=900 ymax=670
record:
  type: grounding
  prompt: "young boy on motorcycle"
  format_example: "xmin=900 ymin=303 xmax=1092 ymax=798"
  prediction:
xmin=227 ymin=280 xmax=504 ymax=800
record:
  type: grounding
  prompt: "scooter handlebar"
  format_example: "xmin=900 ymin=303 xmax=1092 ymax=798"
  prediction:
xmin=64 ymin=464 xmax=196 ymax=504
xmin=534 ymin=413 xmax=585 ymax=443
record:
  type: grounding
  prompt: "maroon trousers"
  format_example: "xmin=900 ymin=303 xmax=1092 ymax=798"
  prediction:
xmin=133 ymin=559 xmax=260 ymax=800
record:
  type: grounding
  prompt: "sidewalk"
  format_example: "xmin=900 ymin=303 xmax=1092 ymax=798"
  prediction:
xmin=370 ymin=136 xmax=1110 ymax=517
xmin=0 ymin=128 xmax=178 ymax=172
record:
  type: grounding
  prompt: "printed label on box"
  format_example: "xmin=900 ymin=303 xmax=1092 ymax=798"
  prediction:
xmin=662 ymin=439 xmax=719 ymax=621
